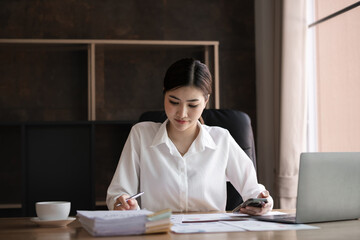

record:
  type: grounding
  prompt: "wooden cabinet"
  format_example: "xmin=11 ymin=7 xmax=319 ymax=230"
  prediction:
xmin=0 ymin=39 xmax=219 ymax=216
xmin=0 ymin=39 xmax=219 ymax=122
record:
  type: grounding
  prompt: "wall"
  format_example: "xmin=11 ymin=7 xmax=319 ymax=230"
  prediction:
xmin=0 ymin=0 xmax=257 ymax=122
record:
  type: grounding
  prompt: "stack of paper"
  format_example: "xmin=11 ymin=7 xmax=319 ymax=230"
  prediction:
xmin=77 ymin=209 xmax=172 ymax=236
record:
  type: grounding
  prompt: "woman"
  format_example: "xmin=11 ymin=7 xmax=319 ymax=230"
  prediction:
xmin=106 ymin=58 xmax=273 ymax=215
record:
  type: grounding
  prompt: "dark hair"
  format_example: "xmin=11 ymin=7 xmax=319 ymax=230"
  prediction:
xmin=163 ymin=58 xmax=212 ymax=99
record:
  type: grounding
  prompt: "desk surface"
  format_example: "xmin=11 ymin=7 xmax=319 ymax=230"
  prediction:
xmin=1 ymin=211 xmax=359 ymax=240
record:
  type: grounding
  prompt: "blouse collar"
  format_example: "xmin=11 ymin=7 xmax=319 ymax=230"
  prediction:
xmin=151 ymin=119 xmax=217 ymax=155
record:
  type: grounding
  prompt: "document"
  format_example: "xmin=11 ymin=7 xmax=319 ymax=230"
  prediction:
xmin=173 ymin=211 xmax=286 ymax=223
xmin=170 ymin=212 xmax=319 ymax=234
xmin=231 ymin=210 xmax=287 ymax=217
xmin=77 ymin=209 xmax=172 ymax=236
xmin=223 ymin=219 xmax=319 ymax=231
xmin=171 ymin=221 xmax=246 ymax=234
xmin=180 ymin=213 xmax=246 ymax=223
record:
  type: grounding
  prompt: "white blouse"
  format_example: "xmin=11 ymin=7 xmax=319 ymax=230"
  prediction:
xmin=106 ymin=120 xmax=268 ymax=212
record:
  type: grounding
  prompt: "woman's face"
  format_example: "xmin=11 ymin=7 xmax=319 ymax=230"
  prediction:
xmin=164 ymin=86 xmax=208 ymax=134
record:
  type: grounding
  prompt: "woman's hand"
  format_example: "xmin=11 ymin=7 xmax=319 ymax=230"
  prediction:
xmin=239 ymin=190 xmax=273 ymax=216
xmin=113 ymin=194 xmax=138 ymax=210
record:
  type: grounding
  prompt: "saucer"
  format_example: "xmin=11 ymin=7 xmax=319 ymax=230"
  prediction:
xmin=30 ymin=217 xmax=76 ymax=227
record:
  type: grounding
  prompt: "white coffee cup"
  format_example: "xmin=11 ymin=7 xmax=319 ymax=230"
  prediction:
xmin=35 ymin=201 xmax=71 ymax=221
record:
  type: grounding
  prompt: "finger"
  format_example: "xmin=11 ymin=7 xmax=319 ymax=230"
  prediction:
xmin=246 ymin=206 xmax=263 ymax=213
xmin=127 ymin=199 xmax=138 ymax=210
xmin=259 ymin=190 xmax=269 ymax=198
xmin=121 ymin=200 xmax=130 ymax=210
xmin=127 ymin=199 xmax=137 ymax=206
xmin=253 ymin=203 xmax=272 ymax=215
xmin=240 ymin=202 xmax=271 ymax=216
xmin=114 ymin=195 xmax=130 ymax=210
xmin=114 ymin=204 xmax=127 ymax=210
xmin=263 ymin=203 xmax=272 ymax=211
xmin=240 ymin=207 xmax=260 ymax=216
xmin=114 ymin=200 xmax=125 ymax=210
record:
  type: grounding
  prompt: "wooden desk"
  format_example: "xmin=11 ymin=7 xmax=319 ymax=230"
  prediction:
xmin=0 ymin=213 xmax=359 ymax=240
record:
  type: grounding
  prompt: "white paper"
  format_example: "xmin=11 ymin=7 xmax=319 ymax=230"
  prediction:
xmin=77 ymin=209 xmax=153 ymax=220
xmin=77 ymin=209 xmax=153 ymax=236
xmin=176 ymin=213 xmax=246 ymax=223
xmin=170 ymin=212 xmax=319 ymax=234
xmin=171 ymin=221 xmax=246 ymax=234
xmin=223 ymin=219 xmax=319 ymax=231
xmin=170 ymin=214 xmax=183 ymax=224
xmin=230 ymin=210 xmax=287 ymax=217
xmin=172 ymin=211 xmax=286 ymax=223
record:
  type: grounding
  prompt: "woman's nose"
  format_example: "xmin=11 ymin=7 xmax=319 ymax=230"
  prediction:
xmin=177 ymin=105 xmax=187 ymax=118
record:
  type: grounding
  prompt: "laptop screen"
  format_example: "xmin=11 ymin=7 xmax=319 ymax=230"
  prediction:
xmin=296 ymin=152 xmax=360 ymax=223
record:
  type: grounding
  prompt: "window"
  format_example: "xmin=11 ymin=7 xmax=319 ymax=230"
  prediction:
xmin=307 ymin=0 xmax=360 ymax=152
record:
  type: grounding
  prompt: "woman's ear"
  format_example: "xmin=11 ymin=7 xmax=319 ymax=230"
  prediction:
xmin=204 ymin=94 xmax=210 ymax=107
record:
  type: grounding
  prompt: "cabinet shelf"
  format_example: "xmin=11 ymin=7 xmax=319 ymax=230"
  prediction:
xmin=0 ymin=121 xmax=135 ymax=216
xmin=0 ymin=39 xmax=219 ymax=121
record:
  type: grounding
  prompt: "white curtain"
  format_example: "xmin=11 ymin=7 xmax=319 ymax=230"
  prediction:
xmin=255 ymin=0 xmax=308 ymax=208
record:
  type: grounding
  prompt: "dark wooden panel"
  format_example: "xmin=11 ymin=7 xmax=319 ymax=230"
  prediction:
xmin=96 ymin=46 xmax=205 ymax=121
xmin=0 ymin=125 xmax=22 ymax=204
xmin=25 ymin=124 xmax=93 ymax=216
xmin=0 ymin=45 xmax=88 ymax=121
xmin=0 ymin=0 xmax=256 ymax=125
xmin=93 ymin=123 xmax=133 ymax=204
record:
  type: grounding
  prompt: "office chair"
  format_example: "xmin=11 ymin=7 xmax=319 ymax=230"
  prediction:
xmin=138 ymin=109 xmax=257 ymax=211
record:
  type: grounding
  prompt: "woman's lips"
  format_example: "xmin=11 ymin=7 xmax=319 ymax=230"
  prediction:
xmin=175 ymin=119 xmax=187 ymax=124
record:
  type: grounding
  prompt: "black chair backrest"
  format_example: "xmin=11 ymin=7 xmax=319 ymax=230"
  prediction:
xmin=138 ymin=109 xmax=257 ymax=210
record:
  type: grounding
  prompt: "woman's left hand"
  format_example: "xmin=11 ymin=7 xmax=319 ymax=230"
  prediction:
xmin=239 ymin=190 xmax=273 ymax=216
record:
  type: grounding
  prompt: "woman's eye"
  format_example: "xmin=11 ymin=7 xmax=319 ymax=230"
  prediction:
xmin=189 ymin=104 xmax=199 ymax=108
xmin=169 ymin=100 xmax=179 ymax=105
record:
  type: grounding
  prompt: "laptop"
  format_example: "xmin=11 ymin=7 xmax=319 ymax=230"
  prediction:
xmin=254 ymin=152 xmax=360 ymax=224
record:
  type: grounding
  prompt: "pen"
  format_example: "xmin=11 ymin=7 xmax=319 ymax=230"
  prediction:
xmin=116 ymin=192 xmax=144 ymax=207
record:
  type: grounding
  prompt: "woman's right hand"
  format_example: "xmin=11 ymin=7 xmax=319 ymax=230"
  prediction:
xmin=113 ymin=194 xmax=138 ymax=210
